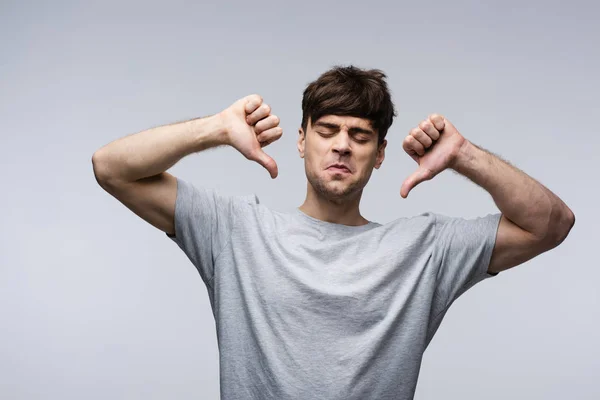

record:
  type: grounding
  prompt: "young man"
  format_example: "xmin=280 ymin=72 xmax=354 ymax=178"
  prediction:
xmin=92 ymin=66 xmax=575 ymax=399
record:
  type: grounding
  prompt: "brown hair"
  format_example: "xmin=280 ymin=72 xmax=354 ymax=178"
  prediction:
xmin=301 ymin=65 xmax=397 ymax=145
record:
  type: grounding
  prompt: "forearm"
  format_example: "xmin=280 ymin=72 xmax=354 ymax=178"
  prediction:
xmin=92 ymin=114 xmax=227 ymax=183
xmin=451 ymin=140 xmax=575 ymax=242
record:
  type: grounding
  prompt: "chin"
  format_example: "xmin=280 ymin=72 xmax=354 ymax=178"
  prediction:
xmin=313 ymin=177 xmax=362 ymax=201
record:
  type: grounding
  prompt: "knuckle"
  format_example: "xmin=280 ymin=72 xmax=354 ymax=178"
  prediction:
xmin=413 ymin=130 xmax=424 ymax=139
xmin=263 ymin=157 xmax=274 ymax=168
xmin=432 ymin=114 xmax=445 ymax=127
xmin=248 ymin=94 xmax=262 ymax=106
xmin=419 ymin=121 xmax=431 ymax=131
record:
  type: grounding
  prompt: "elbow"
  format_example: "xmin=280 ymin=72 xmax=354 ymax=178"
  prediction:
xmin=562 ymin=207 xmax=575 ymax=240
xmin=92 ymin=151 xmax=112 ymax=186
xmin=546 ymin=206 xmax=575 ymax=248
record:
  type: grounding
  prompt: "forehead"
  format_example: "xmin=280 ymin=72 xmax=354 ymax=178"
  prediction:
xmin=310 ymin=114 xmax=373 ymax=130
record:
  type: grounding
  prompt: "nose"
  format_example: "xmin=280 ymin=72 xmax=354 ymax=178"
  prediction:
xmin=332 ymin=130 xmax=351 ymax=156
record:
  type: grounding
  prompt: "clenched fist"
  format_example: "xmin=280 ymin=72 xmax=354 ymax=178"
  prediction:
xmin=219 ymin=94 xmax=283 ymax=179
xmin=400 ymin=114 xmax=467 ymax=198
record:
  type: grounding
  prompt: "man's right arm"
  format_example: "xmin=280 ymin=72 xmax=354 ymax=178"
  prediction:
xmin=91 ymin=94 xmax=282 ymax=237
xmin=92 ymin=115 xmax=228 ymax=236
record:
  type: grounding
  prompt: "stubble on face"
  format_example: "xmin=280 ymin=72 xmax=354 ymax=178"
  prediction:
xmin=303 ymin=116 xmax=380 ymax=203
xmin=306 ymin=165 xmax=365 ymax=203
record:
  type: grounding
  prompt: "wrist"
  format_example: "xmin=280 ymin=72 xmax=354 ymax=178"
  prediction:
xmin=188 ymin=113 xmax=229 ymax=151
xmin=449 ymin=139 xmax=478 ymax=174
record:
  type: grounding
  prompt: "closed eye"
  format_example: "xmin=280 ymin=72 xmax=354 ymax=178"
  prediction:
xmin=318 ymin=131 xmax=371 ymax=143
xmin=317 ymin=131 xmax=335 ymax=137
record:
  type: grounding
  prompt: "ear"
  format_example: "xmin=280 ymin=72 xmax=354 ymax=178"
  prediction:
xmin=374 ymin=139 xmax=387 ymax=169
xmin=297 ymin=127 xmax=305 ymax=158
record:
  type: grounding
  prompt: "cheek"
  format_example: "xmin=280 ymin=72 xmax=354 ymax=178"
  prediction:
xmin=304 ymin=152 xmax=320 ymax=176
xmin=306 ymin=147 xmax=325 ymax=168
xmin=356 ymin=154 xmax=377 ymax=175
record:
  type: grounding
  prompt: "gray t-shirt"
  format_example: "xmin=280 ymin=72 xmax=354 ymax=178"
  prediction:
xmin=167 ymin=177 xmax=502 ymax=400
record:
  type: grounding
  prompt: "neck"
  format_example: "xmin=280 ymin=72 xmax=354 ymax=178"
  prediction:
xmin=298 ymin=182 xmax=369 ymax=226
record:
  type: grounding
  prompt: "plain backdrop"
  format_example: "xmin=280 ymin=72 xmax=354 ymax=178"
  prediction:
xmin=1 ymin=0 xmax=598 ymax=399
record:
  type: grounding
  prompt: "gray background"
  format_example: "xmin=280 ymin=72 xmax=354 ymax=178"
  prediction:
xmin=1 ymin=0 xmax=598 ymax=399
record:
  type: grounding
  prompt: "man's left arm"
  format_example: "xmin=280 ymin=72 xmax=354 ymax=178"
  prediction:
xmin=400 ymin=115 xmax=575 ymax=274
xmin=451 ymin=140 xmax=575 ymax=274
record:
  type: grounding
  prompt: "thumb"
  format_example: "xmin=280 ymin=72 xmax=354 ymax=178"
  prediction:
xmin=400 ymin=167 xmax=432 ymax=198
xmin=248 ymin=149 xmax=278 ymax=179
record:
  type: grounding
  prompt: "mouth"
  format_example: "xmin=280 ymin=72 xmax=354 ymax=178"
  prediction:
xmin=326 ymin=164 xmax=352 ymax=174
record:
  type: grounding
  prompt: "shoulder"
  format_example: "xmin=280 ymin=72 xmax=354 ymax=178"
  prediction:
xmin=381 ymin=211 xmax=437 ymax=232
xmin=370 ymin=212 xmax=437 ymax=246
xmin=374 ymin=211 xmax=499 ymax=247
xmin=433 ymin=212 xmax=502 ymax=235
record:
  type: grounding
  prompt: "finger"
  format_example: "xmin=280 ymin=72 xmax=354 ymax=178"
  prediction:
xmin=254 ymin=114 xmax=280 ymax=134
xmin=260 ymin=137 xmax=277 ymax=148
xmin=244 ymin=94 xmax=263 ymax=114
xmin=428 ymin=114 xmax=445 ymax=131
xmin=418 ymin=120 xmax=440 ymax=142
xmin=248 ymin=148 xmax=278 ymax=179
xmin=246 ymin=103 xmax=271 ymax=126
xmin=400 ymin=167 xmax=433 ymax=198
xmin=406 ymin=151 xmax=419 ymax=164
xmin=403 ymin=134 xmax=425 ymax=156
xmin=410 ymin=127 xmax=433 ymax=148
xmin=257 ymin=126 xmax=283 ymax=146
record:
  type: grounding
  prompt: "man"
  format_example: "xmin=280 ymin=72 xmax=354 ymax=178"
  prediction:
xmin=92 ymin=65 xmax=575 ymax=399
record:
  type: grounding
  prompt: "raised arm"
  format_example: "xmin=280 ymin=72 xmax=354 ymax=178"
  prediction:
xmin=400 ymin=114 xmax=575 ymax=274
xmin=91 ymin=94 xmax=283 ymax=235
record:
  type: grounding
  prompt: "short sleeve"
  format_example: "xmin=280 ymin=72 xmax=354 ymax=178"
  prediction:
xmin=166 ymin=177 xmax=252 ymax=285
xmin=432 ymin=212 xmax=502 ymax=313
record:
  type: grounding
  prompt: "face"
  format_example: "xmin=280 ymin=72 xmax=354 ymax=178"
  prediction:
xmin=297 ymin=115 xmax=387 ymax=202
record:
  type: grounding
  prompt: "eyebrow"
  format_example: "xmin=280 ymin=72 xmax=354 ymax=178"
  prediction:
xmin=314 ymin=121 xmax=375 ymax=135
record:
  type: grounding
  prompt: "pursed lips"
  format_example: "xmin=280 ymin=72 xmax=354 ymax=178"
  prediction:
xmin=326 ymin=164 xmax=351 ymax=173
